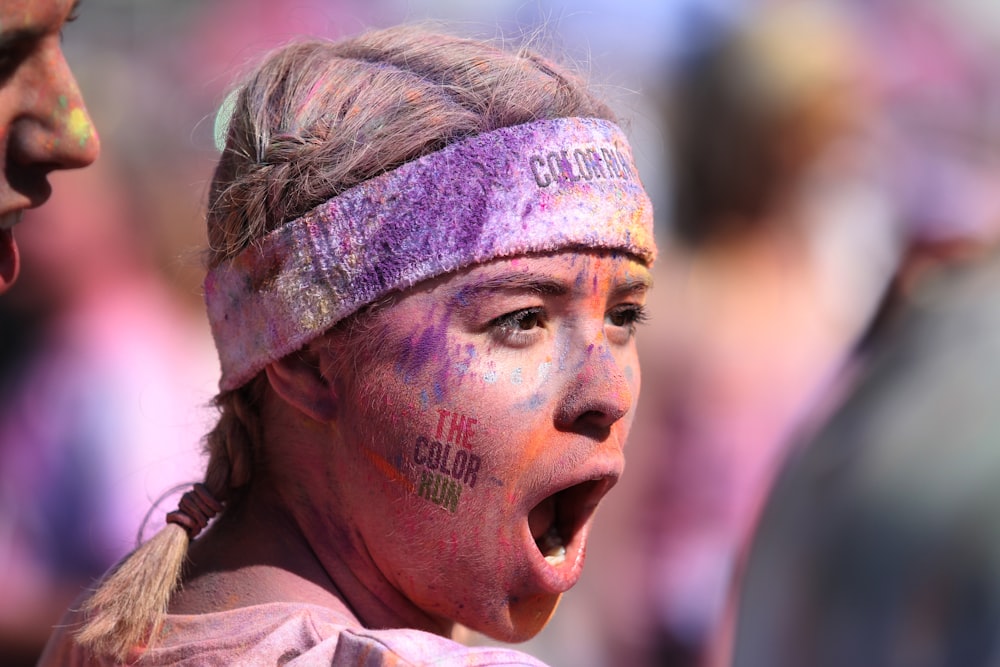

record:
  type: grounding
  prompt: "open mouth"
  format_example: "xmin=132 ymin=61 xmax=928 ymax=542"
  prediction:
xmin=528 ymin=478 xmax=612 ymax=570
xmin=0 ymin=227 xmax=18 ymax=291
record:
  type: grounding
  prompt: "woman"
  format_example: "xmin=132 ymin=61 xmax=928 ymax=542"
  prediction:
xmin=40 ymin=25 xmax=655 ymax=665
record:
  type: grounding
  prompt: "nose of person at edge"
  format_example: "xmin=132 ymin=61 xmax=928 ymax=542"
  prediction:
xmin=224 ymin=248 xmax=651 ymax=641
xmin=0 ymin=0 xmax=100 ymax=294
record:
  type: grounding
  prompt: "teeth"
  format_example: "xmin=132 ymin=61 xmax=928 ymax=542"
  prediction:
xmin=0 ymin=210 xmax=23 ymax=230
xmin=538 ymin=525 xmax=566 ymax=566
xmin=544 ymin=546 xmax=567 ymax=566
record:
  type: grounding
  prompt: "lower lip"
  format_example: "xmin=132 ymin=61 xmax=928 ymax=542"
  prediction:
xmin=523 ymin=519 xmax=590 ymax=594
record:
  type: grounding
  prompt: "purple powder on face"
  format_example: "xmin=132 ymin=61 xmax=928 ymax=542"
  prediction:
xmin=206 ymin=117 xmax=657 ymax=391
xmin=397 ymin=323 xmax=448 ymax=384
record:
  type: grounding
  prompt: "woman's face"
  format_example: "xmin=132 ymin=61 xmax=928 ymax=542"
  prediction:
xmin=317 ymin=249 xmax=650 ymax=641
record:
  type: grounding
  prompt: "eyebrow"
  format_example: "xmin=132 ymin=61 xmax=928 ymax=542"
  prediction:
xmin=610 ymin=276 xmax=653 ymax=299
xmin=455 ymin=271 xmax=652 ymax=304
xmin=0 ymin=0 xmax=82 ymax=44
xmin=457 ymin=273 xmax=570 ymax=301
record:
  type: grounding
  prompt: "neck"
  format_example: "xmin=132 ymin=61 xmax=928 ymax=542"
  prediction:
xmin=272 ymin=469 xmax=455 ymax=636
xmin=172 ymin=492 xmax=345 ymax=614
xmin=174 ymin=477 xmax=453 ymax=637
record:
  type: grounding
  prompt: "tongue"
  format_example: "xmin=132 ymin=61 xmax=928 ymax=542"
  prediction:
xmin=528 ymin=495 xmax=556 ymax=542
xmin=0 ymin=228 xmax=18 ymax=293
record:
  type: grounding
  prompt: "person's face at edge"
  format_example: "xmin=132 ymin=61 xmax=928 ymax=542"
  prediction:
xmin=0 ymin=0 xmax=99 ymax=294
xmin=309 ymin=250 xmax=650 ymax=642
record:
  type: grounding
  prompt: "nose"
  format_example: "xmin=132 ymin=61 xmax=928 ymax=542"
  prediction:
xmin=553 ymin=341 xmax=634 ymax=438
xmin=9 ymin=48 xmax=100 ymax=173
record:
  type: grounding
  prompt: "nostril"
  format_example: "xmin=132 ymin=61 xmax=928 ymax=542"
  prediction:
xmin=554 ymin=387 xmax=631 ymax=437
xmin=9 ymin=108 xmax=99 ymax=174
xmin=585 ymin=406 xmax=625 ymax=427
xmin=554 ymin=344 xmax=634 ymax=434
xmin=574 ymin=411 xmax=616 ymax=441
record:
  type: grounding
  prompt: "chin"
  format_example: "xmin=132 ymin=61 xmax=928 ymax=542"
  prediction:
xmin=470 ymin=592 xmax=562 ymax=644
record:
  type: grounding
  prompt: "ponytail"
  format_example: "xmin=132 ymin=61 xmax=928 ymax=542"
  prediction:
xmin=74 ymin=376 xmax=265 ymax=660
xmin=75 ymin=523 xmax=191 ymax=661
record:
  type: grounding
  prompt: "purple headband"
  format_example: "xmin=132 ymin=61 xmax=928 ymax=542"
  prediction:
xmin=205 ymin=117 xmax=656 ymax=391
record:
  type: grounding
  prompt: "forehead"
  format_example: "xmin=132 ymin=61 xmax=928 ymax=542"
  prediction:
xmin=0 ymin=0 xmax=72 ymax=32
xmin=421 ymin=250 xmax=652 ymax=303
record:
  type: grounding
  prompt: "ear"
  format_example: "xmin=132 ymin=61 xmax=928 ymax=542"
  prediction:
xmin=265 ymin=342 xmax=339 ymax=423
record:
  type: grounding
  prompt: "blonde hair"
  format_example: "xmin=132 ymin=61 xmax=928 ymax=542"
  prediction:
xmin=77 ymin=24 xmax=616 ymax=660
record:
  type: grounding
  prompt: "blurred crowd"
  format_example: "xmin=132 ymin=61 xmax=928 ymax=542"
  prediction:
xmin=5 ymin=0 xmax=1000 ymax=665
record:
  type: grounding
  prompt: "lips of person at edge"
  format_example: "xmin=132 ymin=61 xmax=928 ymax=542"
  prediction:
xmin=1 ymin=229 xmax=17 ymax=288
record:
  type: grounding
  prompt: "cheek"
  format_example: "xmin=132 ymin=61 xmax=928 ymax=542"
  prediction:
xmin=353 ymin=320 xmax=556 ymax=512
xmin=624 ymin=352 xmax=641 ymax=400
xmin=348 ymin=359 xmax=497 ymax=517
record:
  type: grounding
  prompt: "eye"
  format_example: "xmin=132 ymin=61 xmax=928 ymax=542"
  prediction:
xmin=0 ymin=51 xmax=16 ymax=82
xmin=488 ymin=307 xmax=546 ymax=346
xmin=60 ymin=6 xmax=80 ymax=43
xmin=606 ymin=304 xmax=648 ymax=342
xmin=0 ymin=37 xmax=33 ymax=84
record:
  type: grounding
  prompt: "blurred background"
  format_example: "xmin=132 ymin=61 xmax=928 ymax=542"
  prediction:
xmin=5 ymin=0 xmax=1000 ymax=665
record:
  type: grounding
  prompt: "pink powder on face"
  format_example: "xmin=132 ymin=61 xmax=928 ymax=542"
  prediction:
xmin=205 ymin=117 xmax=656 ymax=391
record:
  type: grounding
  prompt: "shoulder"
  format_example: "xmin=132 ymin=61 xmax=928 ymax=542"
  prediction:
xmin=332 ymin=625 xmax=549 ymax=666
xmin=43 ymin=602 xmax=547 ymax=666
xmin=157 ymin=604 xmax=549 ymax=666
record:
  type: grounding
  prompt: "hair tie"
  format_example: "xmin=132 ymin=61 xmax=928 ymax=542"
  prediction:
xmin=165 ymin=483 xmax=223 ymax=539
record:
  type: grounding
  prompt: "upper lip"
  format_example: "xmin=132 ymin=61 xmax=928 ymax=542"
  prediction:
xmin=0 ymin=184 xmax=39 ymax=221
xmin=5 ymin=169 xmax=54 ymax=214
xmin=521 ymin=449 xmax=623 ymax=518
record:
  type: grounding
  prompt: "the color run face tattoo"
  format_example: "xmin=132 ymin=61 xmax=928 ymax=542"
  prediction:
xmin=0 ymin=0 xmax=99 ymax=293
xmin=312 ymin=250 xmax=650 ymax=641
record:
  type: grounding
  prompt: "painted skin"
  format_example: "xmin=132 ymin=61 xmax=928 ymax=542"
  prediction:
xmin=0 ymin=0 xmax=99 ymax=293
xmin=290 ymin=250 xmax=649 ymax=640
xmin=177 ymin=250 xmax=651 ymax=647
